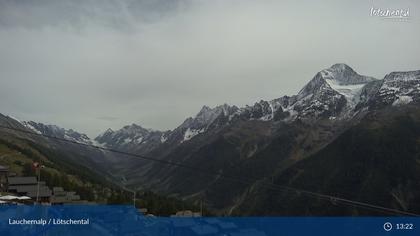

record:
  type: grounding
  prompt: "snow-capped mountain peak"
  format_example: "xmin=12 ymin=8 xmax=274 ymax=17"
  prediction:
xmin=321 ymin=63 xmax=376 ymax=85
xmin=94 ymin=123 xmax=167 ymax=152
xmin=21 ymin=121 xmax=93 ymax=145
xmin=53 ymin=64 xmax=420 ymax=154
xmin=96 ymin=123 xmax=149 ymax=144
xmin=104 ymin=128 xmax=114 ymax=134
xmin=373 ymin=70 xmax=420 ymax=107
xmin=384 ymin=70 xmax=420 ymax=82
xmin=194 ymin=104 xmax=238 ymax=126
xmin=294 ymin=64 xmax=377 ymax=116
xmin=176 ymin=104 xmax=239 ymax=143
xmin=195 ymin=105 xmax=219 ymax=125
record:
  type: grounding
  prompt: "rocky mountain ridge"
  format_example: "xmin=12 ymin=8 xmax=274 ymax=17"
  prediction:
xmin=2 ymin=63 xmax=420 ymax=215
xmin=96 ymin=64 xmax=420 ymax=155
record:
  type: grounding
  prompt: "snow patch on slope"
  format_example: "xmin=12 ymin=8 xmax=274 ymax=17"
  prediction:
xmin=160 ymin=134 xmax=167 ymax=143
xmin=325 ymin=78 xmax=365 ymax=106
xmin=392 ymin=96 xmax=413 ymax=106
xmin=22 ymin=122 xmax=42 ymax=134
xmin=183 ymin=128 xmax=205 ymax=142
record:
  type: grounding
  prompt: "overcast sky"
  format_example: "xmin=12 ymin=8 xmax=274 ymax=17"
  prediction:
xmin=1 ymin=0 xmax=419 ymax=137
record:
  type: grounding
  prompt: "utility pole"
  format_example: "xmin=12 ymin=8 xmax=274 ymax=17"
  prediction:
xmin=36 ymin=167 xmax=41 ymax=203
xmin=36 ymin=165 xmax=45 ymax=204
xmin=200 ymin=199 xmax=203 ymax=217
xmin=121 ymin=176 xmax=137 ymax=208
xmin=133 ymin=190 xmax=136 ymax=208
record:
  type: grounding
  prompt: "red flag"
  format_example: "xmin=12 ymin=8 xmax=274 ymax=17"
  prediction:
xmin=32 ymin=162 xmax=40 ymax=170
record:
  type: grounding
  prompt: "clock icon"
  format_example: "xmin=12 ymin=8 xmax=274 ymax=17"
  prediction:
xmin=384 ymin=222 xmax=393 ymax=231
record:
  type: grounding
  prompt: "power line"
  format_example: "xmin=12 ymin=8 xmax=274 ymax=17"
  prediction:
xmin=0 ymin=124 xmax=418 ymax=216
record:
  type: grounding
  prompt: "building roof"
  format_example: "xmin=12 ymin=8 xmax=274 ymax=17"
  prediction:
xmin=174 ymin=210 xmax=201 ymax=217
xmin=26 ymin=190 xmax=52 ymax=198
xmin=51 ymin=196 xmax=67 ymax=203
xmin=14 ymin=185 xmax=51 ymax=194
xmin=51 ymin=191 xmax=81 ymax=203
xmin=8 ymin=177 xmax=37 ymax=185
xmin=0 ymin=165 xmax=9 ymax=172
xmin=53 ymin=187 xmax=64 ymax=192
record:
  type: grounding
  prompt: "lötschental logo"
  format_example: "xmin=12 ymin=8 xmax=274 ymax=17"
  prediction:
xmin=370 ymin=6 xmax=410 ymax=21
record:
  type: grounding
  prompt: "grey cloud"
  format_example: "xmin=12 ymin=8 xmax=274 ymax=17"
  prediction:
xmin=96 ymin=116 xmax=119 ymax=122
xmin=0 ymin=0 xmax=187 ymax=31
xmin=0 ymin=0 xmax=419 ymax=137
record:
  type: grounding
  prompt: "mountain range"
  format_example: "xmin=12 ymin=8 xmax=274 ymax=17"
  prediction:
xmin=2 ymin=63 xmax=419 ymax=215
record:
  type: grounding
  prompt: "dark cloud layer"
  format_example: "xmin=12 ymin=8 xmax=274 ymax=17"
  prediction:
xmin=0 ymin=0 xmax=186 ymax=29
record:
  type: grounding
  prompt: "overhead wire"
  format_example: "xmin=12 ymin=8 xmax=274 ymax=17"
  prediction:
xmin=0 ymin=124 xmax=418 ymax=216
